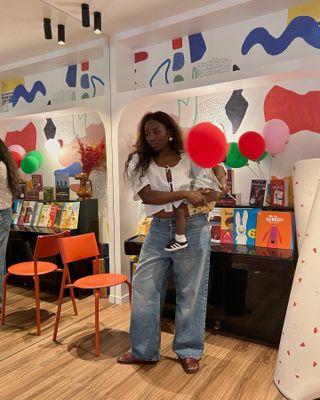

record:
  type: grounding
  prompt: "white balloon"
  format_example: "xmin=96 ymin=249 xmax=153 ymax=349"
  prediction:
xmin=8 ymin=144 xmax=26 ymax=157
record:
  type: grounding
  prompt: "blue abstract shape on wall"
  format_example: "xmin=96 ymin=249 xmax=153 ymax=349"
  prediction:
xmin=54 ymin=162 xmax=83 ymax=177
xmin=241 ymin=16 xmax=320 ymax=55
xmin=172 ymin=52 xmax=185 ymax=71
xmin=80 ymin=73 xmax=90 ymax=89
xmin=90 ymin=75 xmax=105 ymax=97
xmin=149 ymin=59 xmax=171 ymax=87
xmin=12 ymin=81 xmax=46 ymax=107
xmin=66 ymin=64 xmax=77 ymax=87
xmin=188 ymin=33 xmax=206 ymax=63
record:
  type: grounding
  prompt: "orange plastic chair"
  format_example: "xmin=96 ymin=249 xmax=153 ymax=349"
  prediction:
xmin=1 ymin=230 xmax=75 ymax=335
xmin=53 ymin=232 xmax=131 ymax=356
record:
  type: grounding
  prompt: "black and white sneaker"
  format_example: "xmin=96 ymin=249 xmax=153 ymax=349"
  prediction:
xmin=164 ymin=239 xmax=188 ymax=252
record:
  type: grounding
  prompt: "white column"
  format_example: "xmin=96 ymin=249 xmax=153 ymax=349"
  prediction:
xmin=274 ymin=158 xmax=320 ymax=400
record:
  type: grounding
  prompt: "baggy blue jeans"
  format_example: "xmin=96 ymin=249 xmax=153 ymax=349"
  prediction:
xmin=0 ymin=208 xmax=12 ymax=307
xmin=130 ymin=213 xmax=211 ymax=361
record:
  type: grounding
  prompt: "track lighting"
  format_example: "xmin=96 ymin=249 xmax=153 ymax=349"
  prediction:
xmin=58 ymin=24 xmax=65 ymax=45
xmin=94 ymin=11 xmax=102 ymax=34
xmin=43 ymin=18 xmax=52 ymax=40
xmin=81 ymin=3 xmax=90 ymax=27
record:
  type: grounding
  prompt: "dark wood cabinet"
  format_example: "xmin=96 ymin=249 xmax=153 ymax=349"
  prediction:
xmin=124 ymin=235 xmax=297 ymax=346
xmin=6 ymin=199 xmax=99 ymax=298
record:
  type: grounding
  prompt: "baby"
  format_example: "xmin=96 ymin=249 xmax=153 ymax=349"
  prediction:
xmin=164 ymin=166 xmax=226 ymax=251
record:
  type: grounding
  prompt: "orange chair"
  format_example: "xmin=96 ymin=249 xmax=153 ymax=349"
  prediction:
xmin=1 ymin=230 xmax=75 ymax=335
xmin=53 ymin=232 xmax=131 ymax=356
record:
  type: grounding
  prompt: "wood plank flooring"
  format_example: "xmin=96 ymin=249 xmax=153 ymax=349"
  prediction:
xmin=0 ymin=285 xmax=284 ymax=400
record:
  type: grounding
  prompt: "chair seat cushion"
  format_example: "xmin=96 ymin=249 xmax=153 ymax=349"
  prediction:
xmin=8 ymin=261 xmax=58 ymax=276
xmin=74 ymin=273 xmax=128 ymax=289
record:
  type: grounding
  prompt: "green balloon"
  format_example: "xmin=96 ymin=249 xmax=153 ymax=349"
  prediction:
xmin=225 ymin=142 xmax=248 ymax=168
xmin=20 ymin=156 xmax=39 ymax=174
xmin=258 ymin=150 xmax=268 ymax=161
xmin=26 ymin=150 xmax=43 ymax=167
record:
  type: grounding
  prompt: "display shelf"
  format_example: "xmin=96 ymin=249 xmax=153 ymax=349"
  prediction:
xmin=6 ymin=199 xmax=99 ymax=299
xmin=124 ymin=233 xmax=297 ymax=345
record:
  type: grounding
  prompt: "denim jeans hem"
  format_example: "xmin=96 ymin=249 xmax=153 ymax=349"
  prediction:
xmin=175 ymin=350 xmax=202 ymax=360
xmin=131 ymin=350 xmax=160 ymax=362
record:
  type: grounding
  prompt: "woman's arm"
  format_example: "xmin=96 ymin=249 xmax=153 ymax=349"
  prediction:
xmin=138 ymin=185 xmax=208 ymax=207
xmin=213 ymin=165 xmax=229 ymax=193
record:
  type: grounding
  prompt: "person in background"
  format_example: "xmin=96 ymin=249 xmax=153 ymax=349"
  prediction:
xmin=118 ymin=111 xmax=226 ymax=374
xmin=0 ymin=139 xmax=18 ymax=310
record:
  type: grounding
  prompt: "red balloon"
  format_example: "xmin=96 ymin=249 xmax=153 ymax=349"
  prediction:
xmin=238 ymin=131 xmax=265 ymax=161
xmin=10 ymin=151 xmax=22 ymax=167
xmin=185 ymin=122 xmax=227 ymax=168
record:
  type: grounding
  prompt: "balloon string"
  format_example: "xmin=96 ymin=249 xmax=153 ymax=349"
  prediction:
xmin=256 ymin=161 xmax=265 ymax=180
xmin=247 ymin=164 xmax=260 ymax=178
xmin=268 ymin=156 xmax=273 ymax=182
xmin=227 ymin=193 xmax=237 ymax=201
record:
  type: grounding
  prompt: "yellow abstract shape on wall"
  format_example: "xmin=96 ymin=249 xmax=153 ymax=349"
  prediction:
xmin=287 ymin=0 xmax=320 ymax=24
xmin=1 ymin=77 xmax=25 ymax=93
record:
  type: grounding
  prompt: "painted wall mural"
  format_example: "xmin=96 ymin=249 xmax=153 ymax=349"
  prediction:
xmin=241 ymin=16 xmax=320 ymax=56
xmin=1 ymin=58 xmax=105 ymax=112
xmin=264 ymin=85 xmax=320 ymax=134
xmin=0 ymin=112 xmax=107 ymax=199
xmin=128 ymin=2 xmax=320 ymax=91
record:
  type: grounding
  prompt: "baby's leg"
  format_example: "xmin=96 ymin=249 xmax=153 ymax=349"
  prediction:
xmin=173 ymin=206 xmax=186 ymax=235
xmin=164 ymin=206 xmax=188 ymax=252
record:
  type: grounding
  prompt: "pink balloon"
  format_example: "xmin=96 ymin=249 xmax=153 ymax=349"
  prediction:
xmin=8 ymin=144 xmax=26 ymax=157
xmin=262 ymin=119 xmax=290 ymax=156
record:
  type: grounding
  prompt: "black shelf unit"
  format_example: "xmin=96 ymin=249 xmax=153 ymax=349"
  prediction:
xmin=6 ymin=199 xmax=99 ymax=298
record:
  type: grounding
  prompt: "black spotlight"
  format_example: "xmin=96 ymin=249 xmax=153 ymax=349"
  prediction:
xmin=94 ymin=11 xmax=102 ymax=34
xmin=58 ymin=24 xmax=65 ymax=45
xmin=81 ymin=3 xmax=90 ymax=27
xmin=43 ymin=18 xmax=52 ymax=40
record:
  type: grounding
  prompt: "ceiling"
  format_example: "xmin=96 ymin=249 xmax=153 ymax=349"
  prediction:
xmin=0 ymin=0 xmax=309 ymax=68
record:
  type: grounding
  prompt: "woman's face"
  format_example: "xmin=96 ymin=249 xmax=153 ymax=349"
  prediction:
xmin=144 ymin=119 xmax=171 ymax=152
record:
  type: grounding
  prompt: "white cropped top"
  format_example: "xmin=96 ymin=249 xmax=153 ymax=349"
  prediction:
xmin=0 ymin=161 xmax=12 ymax=210
xmin=127 ymin=152 xmax=224 ymax=217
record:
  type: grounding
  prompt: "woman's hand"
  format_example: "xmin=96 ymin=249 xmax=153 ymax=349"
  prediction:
xmin=185 ymin=189 xmax=208 ymax=206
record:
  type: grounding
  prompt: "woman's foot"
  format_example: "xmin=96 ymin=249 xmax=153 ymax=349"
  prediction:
xmin=117 ymin=352 xmax=158 ymax=365
xmin=179 ymin=357 xmax=199 ymax=374
xmin=164 ymin=239 xmax=188 ymax=252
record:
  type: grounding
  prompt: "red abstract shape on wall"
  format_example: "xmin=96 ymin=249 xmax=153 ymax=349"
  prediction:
xmin=5 ymin=122 xmax=36 ymax=153
xmin=264 ymin=85 xmax=320 ymax=134
xmin=134 ymin=51 xmax=149 ymax=63
xmin=172 ymin=37 xmax=182 ymax=49
xmin=81 ymin=61 xmax=89 ymax=71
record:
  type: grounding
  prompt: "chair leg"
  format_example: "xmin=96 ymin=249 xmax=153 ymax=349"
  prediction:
xmin=34 ymin=275 xmax=41 ymax=336
xmin=1 ymin=272 xmax=10 ymax=325
xmin=94 ymin=289 xmax=100 ymax=357
xmin=66 ymin=266 xmax=78 ymax=316
xmin=125 ymin=280 xmax=132 ymax=306
xmin=53 ymin=268 xmax=68 ymax=341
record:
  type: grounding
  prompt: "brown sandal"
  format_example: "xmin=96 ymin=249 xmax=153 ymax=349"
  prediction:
xmin=179 ymin=357 xmax=200 ymax=374
xmin=117 ymin=352 xmax=158 ymax=365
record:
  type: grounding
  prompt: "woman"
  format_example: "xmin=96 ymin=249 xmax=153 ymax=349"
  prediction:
xmin=0 ymin=139 xmax=18 ymax=309
xmin=118 ymin=111 xmax=226 ymax=373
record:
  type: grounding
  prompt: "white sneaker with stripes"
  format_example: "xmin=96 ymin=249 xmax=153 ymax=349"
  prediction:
xmin=164 ymin=239 xmax=188 ymax=252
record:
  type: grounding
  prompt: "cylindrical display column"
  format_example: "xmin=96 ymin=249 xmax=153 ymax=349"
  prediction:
xmin=274 ymin=168 xmax=320 ymax=400
xmin=292 ymin=158 xmax=320 ymax=251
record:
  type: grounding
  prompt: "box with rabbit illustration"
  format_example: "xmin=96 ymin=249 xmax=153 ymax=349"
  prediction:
xmin=255 ymin=211 xmax=295 ymax=249
xmin=233 ymin=208 xmax=260 ymax=246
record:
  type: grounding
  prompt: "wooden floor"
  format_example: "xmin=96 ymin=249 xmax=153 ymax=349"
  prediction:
xmin=0 ymin=285 xmax=285 ymax=400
